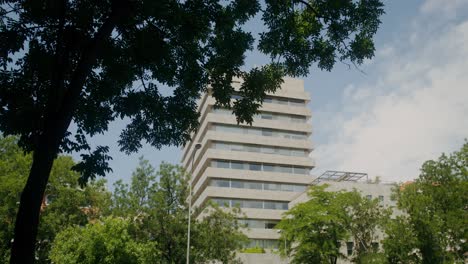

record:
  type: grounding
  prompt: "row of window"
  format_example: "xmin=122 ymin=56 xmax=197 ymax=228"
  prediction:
xmin=212 ymin=142 xmax=308 ymax=157
xmin=366 ymin=194 xmax=385 ymax=202
xmin=238 ymin=219 xmax=279 ymax=229
xmin=210 ymin=178 xmax=307 ymax=193
xmin=212 ymin=108 xmax=307 ymax=123
xmin=211 ymin=160 xmax=310 ymax=175
xmin=212 ymin=124 xmax=308 ymax=140
xmin=245 ymin=239 xmax=279 ymax=249
xmin=211 ymin=198 xmax=288 ymax=210
xmin=243 ymin=240 xmax=380 ymax=252
xmin=231 ymin=94 xmax=306 ymax=108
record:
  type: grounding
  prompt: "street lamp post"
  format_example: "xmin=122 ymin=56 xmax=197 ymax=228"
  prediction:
xmin=186 ymin=143 xmax=202 ymax=264
xmin=277 ymin=229 xmax=288 ymax=264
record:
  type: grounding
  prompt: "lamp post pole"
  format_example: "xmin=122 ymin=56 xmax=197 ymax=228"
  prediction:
xmin=186 ymin=143 xmax=201 ymax=264
xmin=277 ymin=229 xmax=288 ymax=264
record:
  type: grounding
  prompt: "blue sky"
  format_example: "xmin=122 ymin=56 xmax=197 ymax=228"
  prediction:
xmin=73 ymin=0 xmax=468 ymax=187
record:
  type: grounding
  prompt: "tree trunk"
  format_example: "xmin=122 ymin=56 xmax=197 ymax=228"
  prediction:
xmin=9 ymin=2 xmax=128 ymax=262
xmin=10 ymin=132 xmax=61 ymax=264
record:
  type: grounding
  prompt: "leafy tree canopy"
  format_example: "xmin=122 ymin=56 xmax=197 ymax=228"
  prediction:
xmin=277 ymin=184 xmax=390 ymax=264
xmin=384 ymin=142 xmax=468 ymax=264
xmin=112 ymin=158 xmax=247 ymax=264
xmin=49 ymin=217 xmax=158 ymax=264
xmin=0 ymin=135 xmax=111 ymax=263
xmin=0 ymin=0 xmax=385 ymax=181
xmin=0 ymin=0 xmax=384 ymax=262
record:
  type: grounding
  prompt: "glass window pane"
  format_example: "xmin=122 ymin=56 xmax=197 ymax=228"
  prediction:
xmin=213 ymin=199 xmax=229 ymax=207
xmin=249 ymin=163 xmax=262 ymax=171
xmin=280 ymin=166 xmax=293 ymax=173
xmin=277 ymin=98 xmax=288 ymax=105
xmin=216 ymin=160 xmax=230 ymax=169
xmin=347 ymin=242 xmax=354 ymax=256
xmin=262 ymin=129 xmax=273 ymax=136
xmin=231 ymin=162 xmax=244 ymax=170
xmin=293 ymin=167 xmax=307 ymax=175
xmin=245 ymin=181 xmax=262 ymax=190
xmin=232 ymin=200 xmax=243 ymax=207
xmin=291 ymin=116 xmax=306 ymax=123
xmin=247 ymin=145 xmax=260 ymax=153
xmin=250 ymin=128 xmax=262 ymax=136
xmin=211 ymin=179 xmax=230 ymax=187
xmin=261 ymin=113 xmax=273 ymax=120
xmin=214 ymin=142 xmax=229 ymax=150
xmin=261 ymin=146 xmax=275 ymax=154
xmin=231 ymin=180 xmax=244 ymax=189
xmin=231 ymin=144 xmax=244 ymax=151
xmin=294 ymin=185 xmax=307 ymax=192
xmin=244 ymin=200 xmax=263 ymax=209
xmin=265 ymin=222 xmax=277 ymax=229
xmin=251 ymin=220 xmax=264 ymax=229
xmin=264 ymin=201 xmax=275 ymax=209
xmin=264 ymin=183 xmax=280 ymax=191
xmin=291 ymin=149 xmax=306 ymax=157
xmin=292 ymin=134 xmax=306 ymax=140
xmin=280 ymin=184 xmax=294 ymax=192
xmin=289 ymin=99 xmax=305 ymax=106
xmin=260 ymin=240 xmax=276 ymax=249
xmin=263 ymin=164 xmax=275 ymax=172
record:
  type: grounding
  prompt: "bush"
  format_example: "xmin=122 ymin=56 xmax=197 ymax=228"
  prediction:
xmin=241 ymin=247 xmax=266 ymax=254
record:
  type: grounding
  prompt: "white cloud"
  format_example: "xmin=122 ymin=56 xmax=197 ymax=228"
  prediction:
xmin=313 ymin=3 xmax=468 ymax=182
xmin=420 ymin=0 xmax=467 ymax=15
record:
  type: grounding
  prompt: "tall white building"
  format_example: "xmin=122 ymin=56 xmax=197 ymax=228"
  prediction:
xmin=181 ymin=78 xmax=314 ymax=248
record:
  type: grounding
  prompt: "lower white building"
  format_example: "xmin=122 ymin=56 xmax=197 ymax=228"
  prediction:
xmin=239 ymin=171 xmax=397 ymax=264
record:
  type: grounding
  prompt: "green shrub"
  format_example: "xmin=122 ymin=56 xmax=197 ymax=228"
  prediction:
xmin=241 ymin=247 xmax=266 ymax=254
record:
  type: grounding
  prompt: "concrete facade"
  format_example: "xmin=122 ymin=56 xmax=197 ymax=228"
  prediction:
xmin=181 ymin=78 xmax=314 ymax=247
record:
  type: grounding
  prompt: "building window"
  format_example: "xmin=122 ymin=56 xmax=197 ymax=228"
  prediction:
xmin=346 ymin=242 xmax=354 ymax=256
xmin=238 ymin=219 xmax=279 ymax=229
xmin=378 ymin=195 xmax=384 ymax=202
xmin=262 ymin=129 xmax=273 ymax=136
xmin=244 ymin=181 xmax=262 ymax=190
xmin=211 ymin=179 xmax=230 ymax=187
xmin=214 ymin=160 xmax=230 ymax=169
xmin=213 ymin=141 xmax=308 ymax=157
xmin=263 ymin=164 xmax=275 ymax=171
xmin=211 ymin=198 xmax=288 ymax=210
xmin=246 ymin=239 xmax=279 ymax=249
xmin=210 ymin=178 xmax=307 ymax=193
xmin=265 ymin=222 xmax=277 ymax=229
xmin=231 ymin=161 xmax=244 ymax=170
xmin=366 ymin=195 xmax=372 ymax=200
xmin=249 ymin=163 xmax=262 ymax=171
xmin=211 ymin=124 xmax=308 ymax=141
xmin=211 ymin=160 xmax=311 ymax=175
